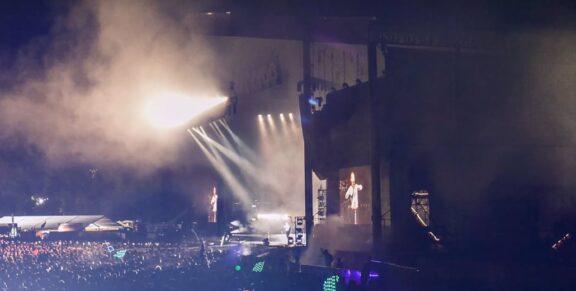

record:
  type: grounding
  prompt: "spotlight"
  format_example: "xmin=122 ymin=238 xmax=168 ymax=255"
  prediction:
xmin=288 ymin=113 xmax=294 ymax=120
xmin=226 ymin=11 xmax=231 ymax=15
xmin=31 ymin=195 xmax=49 ymax=207
xmin=279 ymin=113 xmax=285 ymax=121
xmin=266 ymin=113 xmax=276 ymax=130
xmin=256 ymin=213 xmax=289 ymax=221
xmin=143 ymin=93 xmax=227 ymax=129
xmin=241 ymin=245 xmax=252 ymax=256
xmin=258 ymin=114 xmax=268 ymax=137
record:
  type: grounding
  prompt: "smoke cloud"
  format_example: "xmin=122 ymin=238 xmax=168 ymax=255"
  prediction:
xmin=0 ymin=1 xmax=221 ymax=173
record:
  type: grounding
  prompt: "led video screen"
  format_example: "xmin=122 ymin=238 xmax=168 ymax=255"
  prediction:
xmin=339 ymin=166 xmax=372 ymax=225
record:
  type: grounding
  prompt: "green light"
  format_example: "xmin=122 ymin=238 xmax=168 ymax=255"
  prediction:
xmin=113 ymin=250 xmax=127 ymax=259
xmin=235 ymin=265 xmax=241 ymax=271
xmin=252 ymin=261 xmax=265 ymax=272
xmin=323 ymin=275 xmax=339 ymax=291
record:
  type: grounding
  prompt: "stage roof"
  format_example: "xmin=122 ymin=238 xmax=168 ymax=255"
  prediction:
xmin=0 ymin=215 xmax=123 ymax=232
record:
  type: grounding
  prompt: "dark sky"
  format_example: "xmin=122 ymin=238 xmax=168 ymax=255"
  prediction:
xmin=0 ymin=1 xmax=59 ymax=214
xmin=0 ymin=1 xmax=69 ymax=51
xmin=1 ymin=0 xmax=575 ymax=47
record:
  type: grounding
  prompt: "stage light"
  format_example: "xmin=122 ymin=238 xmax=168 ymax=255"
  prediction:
xmin=218 ymin=120 xmax=259 ymax=162
xmin=241 ymin=245 xmax=252 ymax=256
xmin=211 ymin=121 xmax=234 ymax=149
xmin=308 ymin=96 xmax=319 ymax=106
xmin=188 ymin=129 xmax=252 ymax=208
xmin=279 ymin=113 xmax=285 ymax=122
xmin=256 ymin=213 xmax=289 ymax=221
xmin=266 ymin=114 xmax=275 ymax=130
xmin=143 ymin=93 xmax=227 ymax=129
xmin=288 ymin=113 xmax=294 ymax=120
xmin=258 ymin=114 xmax=264 ymax=122
xmin=195 ymin=128 xmax=258 ymax=174
xmin=31 ymin=195 xmax=49 ymax=207
xmin=234 ymin=265 xmax=241 ymax=271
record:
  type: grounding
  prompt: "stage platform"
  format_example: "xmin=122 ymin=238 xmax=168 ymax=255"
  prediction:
xmin=230 ymin=233 xmax=306 ymax=247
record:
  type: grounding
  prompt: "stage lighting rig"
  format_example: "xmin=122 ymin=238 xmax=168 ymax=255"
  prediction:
xmin=143 ymin=92 xmax=228 ymax=129
xmin=31 ymin=195 xmax=49 ymax=207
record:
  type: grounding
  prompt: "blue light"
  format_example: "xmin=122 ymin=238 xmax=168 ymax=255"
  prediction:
xmin=308 ymin=96 xmax=318 ymax=106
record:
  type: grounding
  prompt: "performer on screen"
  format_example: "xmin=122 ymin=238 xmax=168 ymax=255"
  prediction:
xmin=208 ymin=187 xmax=218 ymax=223
xmin=345 ymin=172 xmax=363 ymax=224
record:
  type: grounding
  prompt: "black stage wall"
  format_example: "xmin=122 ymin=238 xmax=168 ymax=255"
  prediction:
xmin=306 ymin=32 xmax=576 ymax=255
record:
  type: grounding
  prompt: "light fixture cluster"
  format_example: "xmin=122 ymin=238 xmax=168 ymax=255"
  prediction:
xmin=257 ymin=113 xmax=294 ymax=122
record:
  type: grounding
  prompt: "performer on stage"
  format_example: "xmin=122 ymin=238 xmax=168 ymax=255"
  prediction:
xmin=345 ymin=172 xmax=363 ymax=224
xmin=208 ymin=187 xmax=218 ymax=223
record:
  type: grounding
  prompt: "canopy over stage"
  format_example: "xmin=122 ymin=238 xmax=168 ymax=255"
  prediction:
xmin=0 ymin=215 xmax=123 ymax=233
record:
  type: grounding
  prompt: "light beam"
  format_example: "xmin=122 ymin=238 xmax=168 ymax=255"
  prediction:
xmin=187 ymin=129 xmax=251 ymax=207
xmin=143 ymin=93 xmax=227 ymax=129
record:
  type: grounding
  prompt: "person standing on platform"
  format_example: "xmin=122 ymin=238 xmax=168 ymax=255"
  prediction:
xmin=208 ymin=187 xmax=218 ymax=223
xmin=345 ymin=172 xmax=363 ymax=224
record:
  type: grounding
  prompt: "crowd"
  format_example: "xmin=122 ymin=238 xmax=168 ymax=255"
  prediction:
xmin=0 ymin=239 xmax=387 ymax=291
xmin=0 ymin=239 xmax=232 ymax=291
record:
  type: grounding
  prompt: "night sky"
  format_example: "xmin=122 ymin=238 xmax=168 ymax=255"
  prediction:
xmin=0 ymin=1 xmax=66 ymax=214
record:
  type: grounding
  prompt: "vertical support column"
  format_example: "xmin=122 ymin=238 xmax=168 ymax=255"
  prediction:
xmin=326 ymin=170 xmax=340 ymax=217
xmin=368 ymin=38 xmax=383 ymax=249
xmin=303 ymin=34 xmax=314 ymax=243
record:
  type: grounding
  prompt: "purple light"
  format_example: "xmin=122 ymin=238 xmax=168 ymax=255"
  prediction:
xmin=340 ymin=269 xmax=362 ymax=285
